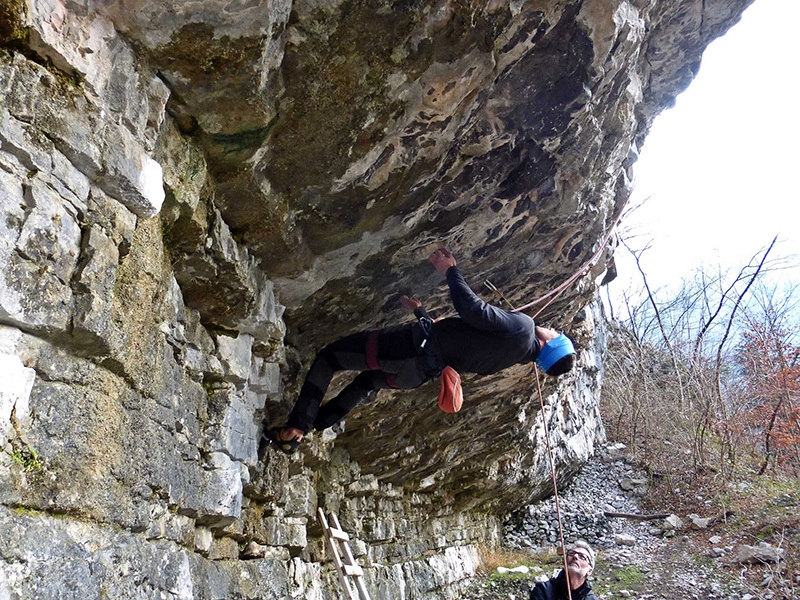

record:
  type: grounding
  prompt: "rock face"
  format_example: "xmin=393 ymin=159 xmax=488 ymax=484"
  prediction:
xmin=0 ymin=0 xmax=751 ymax=598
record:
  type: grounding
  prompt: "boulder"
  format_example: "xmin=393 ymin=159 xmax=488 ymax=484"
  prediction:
xmin=619 ymin=476 xmax=649 ymax=497
xmin=688 ymin=513 xmax=712 ymax=529
xmin=619 ymin=477 xmax=648 ymax=492
xmin=614 ymin=534 xmax=636 ymax=547
xmin=662 ymin=515 xmax=684 ymax=531
xmin=737 ymin=542 xmax=786 ymax=565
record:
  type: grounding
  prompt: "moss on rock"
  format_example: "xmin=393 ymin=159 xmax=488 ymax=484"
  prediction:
xmin=0 ymin=0 xmax=28 ymax=47
xmin=152 ymin=22 xmax=264 ymax=83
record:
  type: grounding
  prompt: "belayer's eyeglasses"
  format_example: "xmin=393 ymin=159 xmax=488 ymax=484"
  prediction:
xmin=567 ymin=550 xmax=591 ymax=563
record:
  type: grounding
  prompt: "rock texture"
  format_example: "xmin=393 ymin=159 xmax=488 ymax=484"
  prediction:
xmin=0 ymin=0 xmax=751 ymax=598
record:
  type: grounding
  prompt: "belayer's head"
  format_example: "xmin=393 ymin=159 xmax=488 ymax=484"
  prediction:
xmin=534 ymin=326 xmax=577 ymax=376
xmin=565 ymin=540 xmax=595 ymax=588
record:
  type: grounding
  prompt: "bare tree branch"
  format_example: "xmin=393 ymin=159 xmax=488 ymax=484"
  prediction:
xmin=620 ymin=237 xmax=686 ymax=406
xmin=714 ymin=236 xmax=778 ymax=473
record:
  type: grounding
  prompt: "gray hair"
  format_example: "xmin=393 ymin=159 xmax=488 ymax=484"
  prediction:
xmin=569 ymin=540 xmax=596 ymax=568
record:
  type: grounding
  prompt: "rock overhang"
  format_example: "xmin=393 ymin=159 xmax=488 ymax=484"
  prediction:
xmin=43 ymin=0 xmax=750 ymax=499
xmin=1 ymin=0 xmax=755 ymax=534
xmin=0 ymin=0 xmax=757 ymax=596
xmin=90 ymin=1 xmax=626 ymax=318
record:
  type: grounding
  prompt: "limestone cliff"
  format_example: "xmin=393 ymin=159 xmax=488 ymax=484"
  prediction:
xmin=0 ymin=0 xmax=751 ymax=598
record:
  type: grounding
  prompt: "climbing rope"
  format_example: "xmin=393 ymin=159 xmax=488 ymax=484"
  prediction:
xmin=519 ymin=197 xmax=632 ymax=595
xmin=487 ymin=290 xmax=574 ymax=597
xmin=485 ymin=193 xmax=631 ymax=592
xmin=534 ymin=370 xmax=573 ymax=600
xmin=513 ymin=197 xmax=629 ymax=318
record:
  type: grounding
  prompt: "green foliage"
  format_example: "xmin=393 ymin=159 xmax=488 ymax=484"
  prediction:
xmin=596 ymin=565 xmax=646 ymax=597
xmin=10 ymin=443 xmax=43 ymax=473
xmin=11 ymin=506 xmax=40 ymax=517
xmin=610 ymin=565 xmax=644 ymax=586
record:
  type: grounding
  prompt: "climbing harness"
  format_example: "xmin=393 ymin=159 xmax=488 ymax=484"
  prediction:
xmin=416 ymin=311 xmax=433 ymax=349
xmin=365 ymin=330 xmax=400 ymax=389
xmin=414 ymin=307 xmax=443 ymax=375
xmin=318 ymin=508 xmax=372 ymax=600
xmin=412 ymin=307 xmax=463 ymax=412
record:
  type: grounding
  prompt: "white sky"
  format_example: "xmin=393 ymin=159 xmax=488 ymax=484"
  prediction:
xmin=608 ymin=0 xmax=800 ymax=300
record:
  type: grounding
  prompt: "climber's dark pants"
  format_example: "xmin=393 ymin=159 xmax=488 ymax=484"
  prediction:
xmin=287 ymin=323 xmax=434 ymax=433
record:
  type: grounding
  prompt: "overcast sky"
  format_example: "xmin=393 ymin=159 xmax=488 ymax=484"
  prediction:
xmin=607 ymin=0 xmax=800 ymax=302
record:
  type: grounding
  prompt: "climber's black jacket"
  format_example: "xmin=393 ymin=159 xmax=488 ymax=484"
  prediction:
xmin=431 ymin=266 xmax=541 ymax=375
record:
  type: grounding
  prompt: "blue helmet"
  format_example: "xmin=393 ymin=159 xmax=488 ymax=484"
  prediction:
xmin=535 ymin=334 xmax=576 ymax=372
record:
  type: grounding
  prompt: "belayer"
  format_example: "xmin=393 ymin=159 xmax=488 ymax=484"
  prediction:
xmin=264 ymin=247 xmax=577 ymax=454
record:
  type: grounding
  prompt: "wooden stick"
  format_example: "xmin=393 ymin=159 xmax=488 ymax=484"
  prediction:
xmin=603 ymin=511 xmax=671 ymax=521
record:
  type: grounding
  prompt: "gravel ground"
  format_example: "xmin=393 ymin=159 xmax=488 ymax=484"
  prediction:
xmin=460 ymin=444 xmax=797 ymax=600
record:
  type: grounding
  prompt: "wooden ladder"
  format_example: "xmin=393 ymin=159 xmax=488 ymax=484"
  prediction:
xmin=317 ymin=508 xmax=371 ymax=600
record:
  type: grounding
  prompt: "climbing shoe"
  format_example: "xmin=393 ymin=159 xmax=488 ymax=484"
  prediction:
xmin=262 ymin=427 xmax=303 ymax=455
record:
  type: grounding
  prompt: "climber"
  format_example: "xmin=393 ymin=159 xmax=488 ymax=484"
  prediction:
xmin=529 ymin=541 xmax=598 ymax=600
xmin=263 ymin=247 xmax=577 ymax=455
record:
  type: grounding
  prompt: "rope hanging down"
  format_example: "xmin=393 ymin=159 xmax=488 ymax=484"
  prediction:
xmin=499 ymin=290 xmax=574 ymax=599
xmin=534 ymin=372 xmax=573 ymax=600
xmin=484 ymin=196 xmax=631 ymax=594
xmin=514 ymin=200 xmax=631 ymax=597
